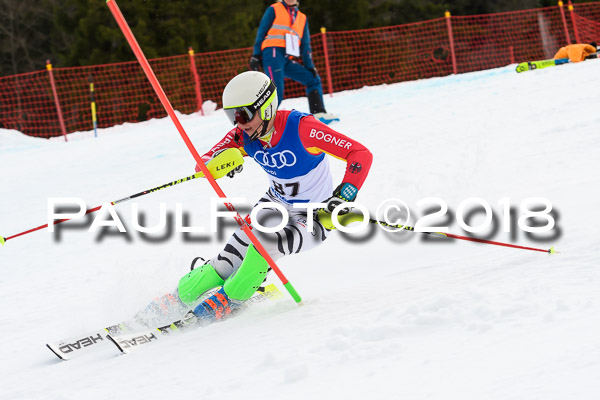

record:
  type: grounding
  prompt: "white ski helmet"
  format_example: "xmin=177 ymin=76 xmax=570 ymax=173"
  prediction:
xmin=222 ymin=71 xmax=278 ymax=133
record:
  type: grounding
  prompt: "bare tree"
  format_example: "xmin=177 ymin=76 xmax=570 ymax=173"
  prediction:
xmin=0 ymin=0 xmax=56 ymax=76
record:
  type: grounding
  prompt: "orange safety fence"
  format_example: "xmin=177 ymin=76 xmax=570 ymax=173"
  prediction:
xmin=1 ymin=2 xmax=599 ymax=139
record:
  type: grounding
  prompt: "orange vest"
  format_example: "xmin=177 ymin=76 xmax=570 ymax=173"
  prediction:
xmin=553 ymin=44 xmax=597 ymax=63
xmin=261 ymin=2 xmax=307 ymax=51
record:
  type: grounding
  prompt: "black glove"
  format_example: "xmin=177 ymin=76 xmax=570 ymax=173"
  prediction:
xmin=227 ymin=165 xmax=243 ymax=178
xmin=325 ymin=183 xmax=358 ymax=215
xmin=308 ymin=67 xmax=318 ymax=78
xmin=249 ymin=55 xmax=262 ymax=71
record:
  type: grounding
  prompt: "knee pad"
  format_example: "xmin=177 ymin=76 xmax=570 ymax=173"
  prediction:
xmin=223 ymin=245 xmax=269 ymax=301
xmin=177 ymin=263 xmax=225 ymax=306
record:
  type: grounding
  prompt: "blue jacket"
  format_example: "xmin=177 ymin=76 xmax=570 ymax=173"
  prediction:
xmin=252 ymin=4 xmax=315 ymax=70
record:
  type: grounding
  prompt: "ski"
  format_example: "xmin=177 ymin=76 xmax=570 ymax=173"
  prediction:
xmin=107 ymin=283 xmax=283 ymax=355
xmin=106 ymin=318 xmax=188 ymax=353
xmin=46 ymin=284 xmax=227 ymax=360
xmin=46 ymin=323 xmax=129 ymax=360
xmin=46 ymin=284 xmax=281 ymax=360
xmin=516 ymin=57 xmax=569 ymax=73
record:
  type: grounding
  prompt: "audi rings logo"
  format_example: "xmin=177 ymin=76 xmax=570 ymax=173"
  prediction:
xmin=253 ymin=150 xmax=297 ymax=169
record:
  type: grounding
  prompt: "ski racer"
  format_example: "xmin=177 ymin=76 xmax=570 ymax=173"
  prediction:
xmin=165 ymin=70 xmax=372 ymax=324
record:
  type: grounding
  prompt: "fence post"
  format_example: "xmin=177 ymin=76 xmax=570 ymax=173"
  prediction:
xmin=320 ymin=27 xmax=334 ymax=97
xmin=445 ymin=11 xmax=458 ymax=75
xmin=188 ymin=47 xmax=204 ymax=115
xmin=568 ymin=1 xmax=580 ymax=43
xmin=558 ymin=1 xmax=572 ymax=44
xmin=509 ymin=46 xmax=515 ymax=64
xmin=46 ymin=60 xmax=68 ymax=142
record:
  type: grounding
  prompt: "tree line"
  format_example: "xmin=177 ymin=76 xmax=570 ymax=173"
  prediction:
xmin=0 ymin=0 xmax=595 ymax=77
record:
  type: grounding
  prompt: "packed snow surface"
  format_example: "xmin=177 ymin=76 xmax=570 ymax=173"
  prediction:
xmin=2 ymin=60 xmax=600 ymax=400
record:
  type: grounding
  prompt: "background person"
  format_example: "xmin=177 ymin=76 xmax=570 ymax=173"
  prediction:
xmin=249 ymin=0 xmax=339 ymax=124
xmin=553 ymin=42 xmax=598 ymax=62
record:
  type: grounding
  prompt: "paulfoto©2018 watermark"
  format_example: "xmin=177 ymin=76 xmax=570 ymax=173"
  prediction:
xmin=47 ymin=196 xmax=559 ymax=243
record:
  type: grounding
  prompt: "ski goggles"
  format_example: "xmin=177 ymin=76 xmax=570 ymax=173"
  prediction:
xmin=224 ymin=81 xmax=277 ymax=125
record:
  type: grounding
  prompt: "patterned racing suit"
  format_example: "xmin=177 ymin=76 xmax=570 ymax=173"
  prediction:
xmin=197 ymin=110 xmax=373 ymax=279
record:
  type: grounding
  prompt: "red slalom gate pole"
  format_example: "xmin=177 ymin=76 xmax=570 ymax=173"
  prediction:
xmin=188 ymin=47 xmax=204 ymax=116
xmin=105 ymin=0 xmax=302 ymax=304
xmin=320 ymin=27 xmax=334 ymax=97
xmin=558 ymin=1 xmax=572 ymax=45
xmin=445 ymin=11 xmax=458 ymax=75
xmin=46 ymin=60 xmax=68 ymax=142
xmin=568 ymin=1 xmax=581 ymax=44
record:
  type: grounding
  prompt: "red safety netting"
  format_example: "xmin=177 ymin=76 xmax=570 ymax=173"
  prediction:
xmin=573 ymin=1 xmax=600 ymax=21
xmin=0 ymin=53 xmax=250 ymax=138
xmin=306 ymin=18 xmax=452 ymax=96
xmin=450 ymin=7 xmax=570 ymax=73
xmin=572 ymin=13 xmax=600 ymax=42
xmin=1 ymin=2 xmax=600 ymax=139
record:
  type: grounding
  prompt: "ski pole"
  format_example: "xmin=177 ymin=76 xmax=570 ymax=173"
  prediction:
xmin=318 ymin=210 xmax=557 ymax=254
xmin=2 ymin=172 xmax=201 ymax=245
xmin=1 ymin=148 xmax=243 ymax=245
xmin=106 ymin=0 xmax=303 ymax=304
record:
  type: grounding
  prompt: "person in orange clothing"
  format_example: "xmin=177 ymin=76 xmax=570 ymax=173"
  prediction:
xmin=553 ymin=42 xmax=598 ymax=63
xmin=249 ymin=0 xmax=339 ymax=124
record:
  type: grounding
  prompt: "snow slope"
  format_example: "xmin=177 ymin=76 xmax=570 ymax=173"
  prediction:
xmin=1 ymin=60 xmax=600 ymax=400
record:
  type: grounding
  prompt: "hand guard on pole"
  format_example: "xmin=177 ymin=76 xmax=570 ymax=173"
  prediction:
xmin=227 ymin=165 xmax=243 ymax=178
xmin=195 ymin=148 xmax=244 ymax=179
